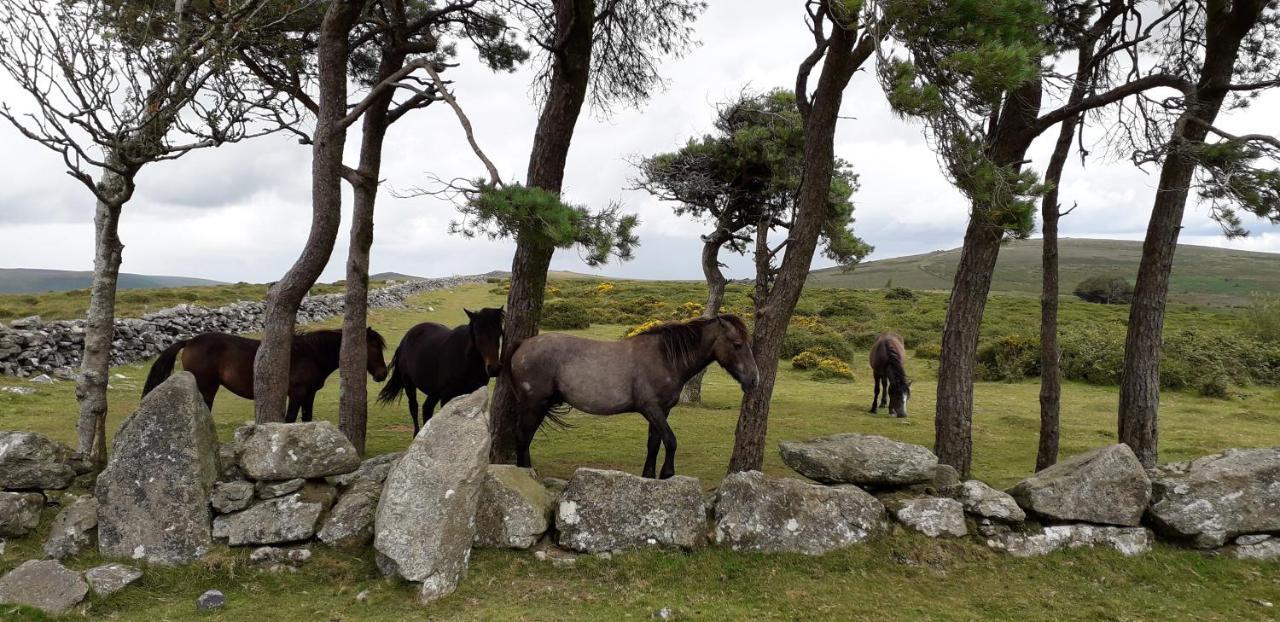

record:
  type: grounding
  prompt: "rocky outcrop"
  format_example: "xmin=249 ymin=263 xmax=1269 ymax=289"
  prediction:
xmin=375 ymin=387 xmax=490 ymax=604
xmin=0 ymin=491 xmax=43 ymax=537
xmin=712 ymin=471 xmax=887 ymax=554
xmin=778 ymin=434 xmax=938 ymax=487
xmin=475 ymin=465 xmax=554 ymax=549
xmin=985 ymin=524 xmax=1154 ymax=557
xmin=96 ymin=372 xmax=219 ymax=565
xmin=888 ymin=497 xmax=968 ymax=538
xmin=237 ymin=422 xmax=362 ymax=480
xmin=43 ymin=495 xmax=98 ymax=559
xmin=556 ymin=468 xmax=706 ymax=553
xmin=1227 ymin=535 xmax=1280 ymax=561
xmin=0 ymin=559 xmax=88 ymax=615
xmin=1146 ymin=448 xmax=1280 ymax=548
xmin=957 ymin=480 xmax=1025 ymax=523
xmin=0 ymin=431 xmax=77 ymax=490
xmin=249 ymin=546 xmax=312 ymax=572
xmin=1006 ymin=444 xmax=1150 ymax=527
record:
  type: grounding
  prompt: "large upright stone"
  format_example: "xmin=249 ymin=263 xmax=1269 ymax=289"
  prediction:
xmin=237 ymin=421 xmax=361 ymax=480
xmin=1147 ymin=447 xmax=1280 ymax=548
xmin=556 ymin=468 xmax=706 ymax=553
xmin=713 ymin=471 xmax=887 ymax=555
xmin=0 ymin=559 xmax=88 ymax=615
xmin=0 ymin=431 xmax=76 ymax=490
xmin=475 ymin=465 xmax=554 ymax=549
xmin=375 ymin=387 xmax=490 ymax=604
xmin=778 ymin=433 xmax=938 ymax=487
xmin=96 ymin=372 xmax=219 ymax=565
xmin=1006 ymin=444 xmax=1150 ymax=526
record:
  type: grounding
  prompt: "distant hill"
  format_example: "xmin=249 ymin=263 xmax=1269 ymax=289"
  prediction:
xmin=370 ymin=272 xmax=428 ymax=282
xmin=0 ymin=268 xmax=224 ymax=294
xmin=485 ymin=269 xmax=611 ymax=281
xmin=808 ymin=238 xmax=1280 ymax=307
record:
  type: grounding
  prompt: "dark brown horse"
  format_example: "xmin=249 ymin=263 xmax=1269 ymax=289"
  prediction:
xmin=506 ymin=314 xmax=759 ymax=479
xmin=377 ymin=308 xmax=504 ymax=436
xmin=142 ymin=328 xmax=388 ymax=422
xmin=869 ymin=332 xmax=911 ymax=418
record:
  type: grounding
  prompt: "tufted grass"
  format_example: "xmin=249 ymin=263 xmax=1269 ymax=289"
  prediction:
xmin=1 ymin=282 xmax=1278 ymax=620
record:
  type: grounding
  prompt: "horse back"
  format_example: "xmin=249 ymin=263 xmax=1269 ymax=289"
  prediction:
xmin=397 ymin=321 xmax=479 ymax=395
xmin=869 ymin=332 xmax=906 ymax=371
xmin=178 ymin=332 xmax=259 ymax=398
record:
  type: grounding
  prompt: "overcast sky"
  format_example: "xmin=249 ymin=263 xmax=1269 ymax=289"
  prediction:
xmin=1 ymin=1 xmax=1277 ymax=283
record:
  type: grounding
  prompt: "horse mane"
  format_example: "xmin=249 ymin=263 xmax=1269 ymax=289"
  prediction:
xmin=884 ymin=342 xmax=909 ymax=394
xmin=631 ymin=314 xmax=749 ymax=371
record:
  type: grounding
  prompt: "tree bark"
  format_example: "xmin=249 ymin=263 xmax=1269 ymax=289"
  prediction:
xmin=934 ymin=81 xmax=1042 ymax=477
xmin=680 ymin=229 xmax=730 ymax=404
xmin=489 ymin=0 xmax=595 ymax=463
xmin=254 ymin=0 xmax=365 ymax=423
xmin=338 ymin=50 xmax=402 ymax=454
xmin=75 ymin=170 xmax=126 ymax=466
xmin=1117 ymin=1 xmax=1261 ymax=467
xmin=1035 ymin=120 xmax=1071 ymax=471
xmin=727 ymin=17 xmax=873 ymax=473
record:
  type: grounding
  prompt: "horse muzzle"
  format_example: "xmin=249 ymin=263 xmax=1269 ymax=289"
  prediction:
xmin=372 ymin=369 xmax=389 ymax=382
xmin=486 ymin=363 xmax=502 ymax=377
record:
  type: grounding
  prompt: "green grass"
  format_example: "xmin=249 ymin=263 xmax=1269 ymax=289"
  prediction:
xmin=0 ymin=282 xmax=377 ymax=322
xmin=808 ymin=238 xmax=1280 ymax=308
xmin=1 ymin=283 xmax=1278 ymax=620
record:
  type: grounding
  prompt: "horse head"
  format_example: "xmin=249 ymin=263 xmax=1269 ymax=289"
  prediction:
xmin=712 ymin=314 xmax=759 ymax=392
xmin=366 ymin=327 xmax=389 ymax=381
xmin=889 ymin=379 xmax=911 ymax=418
xmin=466 ymin=307 xmax=505 ymax=377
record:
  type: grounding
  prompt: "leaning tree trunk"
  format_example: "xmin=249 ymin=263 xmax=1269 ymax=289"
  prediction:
xmin=75 ymin=171 xmax=127 ymax=466
xmin=253 ymin=0 xmax=364 ymax=423
xmin=489 ymin=0 xmax=595 ymax=463
xmin=339 ymin=51 xmax=402 ymax=454
xmin=727 ymin=21 xmax=870 ymax=473
xmin=1118 ymin=5 xmax=1252 ymax=467
xmin=680 ymin=230 xmax=730 ymax=404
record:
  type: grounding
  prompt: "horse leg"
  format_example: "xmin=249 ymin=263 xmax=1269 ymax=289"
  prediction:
xmin=405 ymin=387 xmax=420 ymax=436
xmin=870 ymin=371 xmax=881 ymax=413
xmin=641 ymin=407 xmax=678 ymax=479
xmin=197 ymin=380 xmax=218 ymax=411
xmin=642 ymin=422 xmax=662 ymax=479
xmin=515 ymin=401 xmax=548 ymax=469
xmin=880 ymin=376 xmax=890 ymax=409
xmin=301 ymin=391 xmax=316 ymax=423
xmin=285 ymin=397 xmax=301 ymax=424
xmin=422 ymin=396 xmax=440 ymax=426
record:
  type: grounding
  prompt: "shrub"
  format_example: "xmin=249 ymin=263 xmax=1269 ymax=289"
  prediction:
xmin=595 ymin=282 xmax=616 ymax=295
xmin=811 ymin=357 xmax=855 ymax=382
xmin=781 ymin=325 xmax=854 ymax=362
xmin=884 ymin=287 xmax=916 ymax=301
xmin=624 ymin=319 xmax=663 ymax=338
xmin=1199 ymin=375 xmax=1230 ymax=399
xmin=1059 ymin=324 xmax=1126 ymax=385
xmin=545 ymin=285 xmax=562 ymax=297
xmin=818 ymin=297 xmax=873 ymax=318
xmin=541 ymin=300 xmax=591 ymax=330
xmin=977 ymin=334 xmax=1041 ymax=381
xmin=915 ymin=342 xmax=942 ymax=360
xmin=1074 ymin=275 xmax=1134 ymax=304
xmin=1244 ymin=293 xmax=1280 ymax=343
xmin=791 ymin=351 xmax=823 ymax=370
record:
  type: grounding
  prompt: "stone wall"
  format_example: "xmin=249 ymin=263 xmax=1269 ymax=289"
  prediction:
xmin=0 ymin=275 xmax=487 ymax=379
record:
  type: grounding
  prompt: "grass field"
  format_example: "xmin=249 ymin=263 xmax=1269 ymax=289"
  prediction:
xmin=808 ymin=238 xmax=1280 ymax=308
xmin=1 ymin=283 xmax=1278 ymax=620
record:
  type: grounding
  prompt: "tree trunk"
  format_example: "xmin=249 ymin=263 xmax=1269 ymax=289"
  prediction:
xmin=1035 ymin=125 xmax=1070 ymax=471
xmin=339 ymin=50 xmax=401 ymax=454
xmin=75 ymin=171 xmax=126 ymax=466
xmin=933 ymin=81 xmax=1042 ymax=477
xmin=489 ymin=0 xmax=595 ymax=463
xmin=680 ymin=230 xmax=730 ymax=404
xmin=253 ymin=0 xmax=364 ymax=423
xmin=1117 ymin=3 xmax=1257 ymax=467
xmin=727 ymin=19 xmax=871 ymax=473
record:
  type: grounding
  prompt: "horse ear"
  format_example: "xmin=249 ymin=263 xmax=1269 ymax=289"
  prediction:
xmin=464 ymin=308 xmax=475 ymax=319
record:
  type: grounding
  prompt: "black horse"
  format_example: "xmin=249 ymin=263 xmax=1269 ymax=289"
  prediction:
xmin=377 ymin=307 xmax=504 ymax=435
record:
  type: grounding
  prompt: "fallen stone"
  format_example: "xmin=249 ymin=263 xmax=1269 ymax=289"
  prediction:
xmin=29 ymin=374 xmax=54 ymax=384
xmin=0 ymin=559 xmax=88 ymax=615
xmin=1006 ymin=444 xmax=1150 ymax=526
xmin=197 ymin=589 xmax=225 ymax=611
xmin=327 ymin=451 xmax=403 ymax=488
xmin=957 ymin=480 xmax=1025 ymax=523
xmin=256 ymin=478 xmax=305 ymax=499
xmin=318 ymin=478 xmax=381 ymax=550
xmin=713 ymin=471 xmax=887 ymax=555
xmin=778 ymin=433 xmax=938 ymax=487
xmin=888 ymin=496 xmax=968 ymax=538
xmin=248 ymin=546 xmax=312 ymax=572
xmin=84 ymin=563 xmax=143 ymax=597
xmin=213 ymin=492 xmax=327 ymax=546
xmin=43 ymin=495 xmax=98 ymax=559
xmin=237 ymin=421 xmax=361 ymax=480
xmin=210 ymin=481 xmax=255 ymax=514
xmin=985 ymin=524 xmax=1153 ymax=557
xmin=0 ymin=491 xmax=43 ymax=537
xmin=1147 ymin=448 xmax=1280 ymax=548
xmin=217 ymin=441 xmax=244 ymax=481
xmin=97 ymin=373 xmax=219 ymax=565
xmin=0 ymin=431 xmax=77 ymax=490
xmin=1229 ymin=535 xmax=1280 ymax=561
xmin=475 ymin=465 xmax=553 ymax=549
xmin=556 ymin=468 xmax=706 ymax=553
xmin=375 ymin=387 xmax=490 ymax=604
xmin=0 ymin=386 xmax=35 ymax=396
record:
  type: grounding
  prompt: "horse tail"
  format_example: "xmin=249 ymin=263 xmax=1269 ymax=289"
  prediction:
xmin=142 ymin=338 xmax=188 ymax=397
xmin=376 ymin=343 xmax=406 ymax=405
xmin=541 ymin=399 xmax=574 ymax=431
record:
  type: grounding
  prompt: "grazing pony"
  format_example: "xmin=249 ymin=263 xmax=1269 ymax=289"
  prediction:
xmin=869 ymin=332 xmax=911 ymax=417
xmin=377 ymin=307 xmax=504 ymax=436
xmin=506 ymin=314 xmax=759 ymax=479
xmin=142 ymin=327 xmax=388 ymax=422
